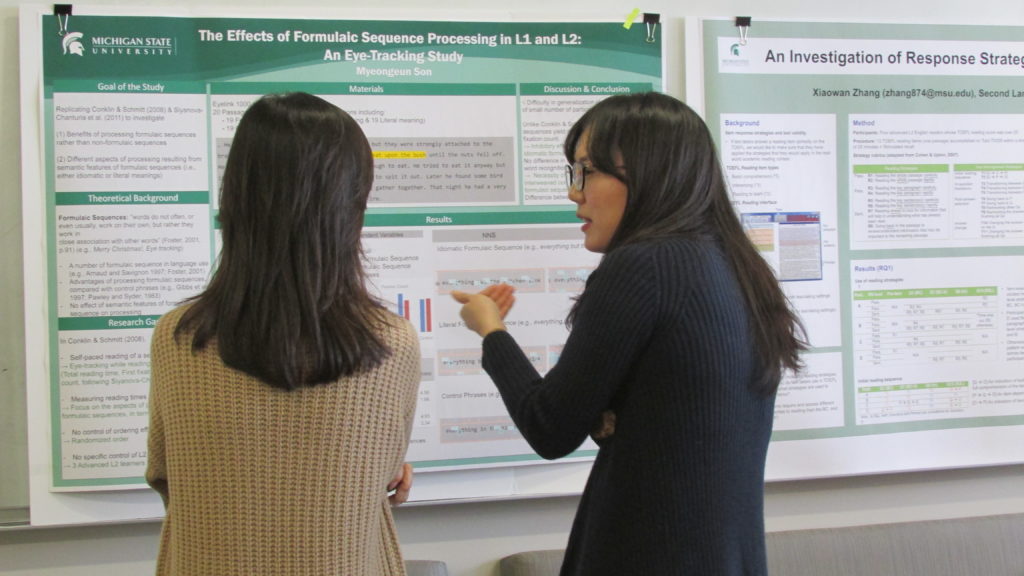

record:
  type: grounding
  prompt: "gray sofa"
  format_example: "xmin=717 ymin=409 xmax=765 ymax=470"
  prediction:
xmin=499 ymin=513 xmax=1024 ymax=575
xmin=406 ymin=559 xmax=451 ymax=576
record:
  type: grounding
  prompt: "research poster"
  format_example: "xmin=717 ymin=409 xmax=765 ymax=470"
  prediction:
xmin=40 ymin=13 xmax=661 ymax=489
xmin=703 ymin=19 xmax=1024 ymax=476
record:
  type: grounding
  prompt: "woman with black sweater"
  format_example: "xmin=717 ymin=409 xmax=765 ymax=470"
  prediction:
xmin=453 ymin=92 xmax=806 ymax=576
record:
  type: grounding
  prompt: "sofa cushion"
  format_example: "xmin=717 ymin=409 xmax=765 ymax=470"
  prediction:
xmin=766 ymin=514 xmax=1024 ymax=576
xmin=497 ymin=514 xmax=1024 ymax=576
xmin=405 ymin=559 xmax=451 ymax=576
xmin=499 ymin=548 xmax=564 ymax=576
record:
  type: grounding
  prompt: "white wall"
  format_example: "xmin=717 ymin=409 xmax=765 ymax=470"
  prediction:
xmin=3 ymin=464 xmax=1024 ymax=575
xmin=2 ymin=1 xmax=1023 ymax=575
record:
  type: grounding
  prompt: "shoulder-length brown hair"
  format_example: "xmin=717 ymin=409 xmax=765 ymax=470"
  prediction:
xmin=176 ymin=92 xmax=389 ymax=390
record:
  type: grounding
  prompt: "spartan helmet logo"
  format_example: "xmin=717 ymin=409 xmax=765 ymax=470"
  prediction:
xmin=62 ymin=32 xmax=85 ymax=56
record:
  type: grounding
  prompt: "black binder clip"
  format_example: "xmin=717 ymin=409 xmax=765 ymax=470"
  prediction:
xmin=735 ymin=16 xmax=751 ymax=46
xmin=54 ymin=4 xmax=72 ymax=36
xmin=643 ymin=13 xmax=660 ymax=44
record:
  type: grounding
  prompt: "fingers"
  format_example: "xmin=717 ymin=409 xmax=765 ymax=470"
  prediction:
xmin=477 ymin=284 xmax=505 ymax=298
xmin=589 ymin=410 xmax=617 ymax=445
xmin=388 ymin=487 xmax=409 ymax=506
xmin=400 ymin=462 xmax=413 ymax=488
xmin=388 ymin=463 xmax=414 ymax=506
xmin=386 ymin=462 xmax=412 ymax=490
xmin=495 ymin=291 xmax=515 ymax=318
xmin=450 ymin=285 xmax=516 ymax=337
xmin=478 ymin=284 xmax=516 ymax=318
xmin=453 ymin=284 xmax=515 ymax=305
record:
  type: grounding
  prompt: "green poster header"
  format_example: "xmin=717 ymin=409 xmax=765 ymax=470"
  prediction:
xmin=852 ymin=164 xmax=950 ymax=174
xmin=210 ymin=81 xmax=515 ymax=96
xmin=520 ymin=82 xmax=653 ymax=96
xmin=43 ymin=17 xmax=661 ymax=84
xmin=853 ymin=286 xmax=997 ymax=300
xmin=49 ymin=80 xmax=204 ymax=96
xmin=857 ymin=381 xmax=969 ymax=394
xmin=58 ymin=315 xmax=162 ymax=331
xmin=365 ymin=210 xmax=578 ymax=227
xmin=955 ymin=163 xmax=1024 ymax=172
xmin=56 ymin=192 xmax=209 ymax=205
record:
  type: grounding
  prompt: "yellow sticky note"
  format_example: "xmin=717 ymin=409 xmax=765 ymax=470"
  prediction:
xmin=623 ymin=8 xmax=641 ymax=29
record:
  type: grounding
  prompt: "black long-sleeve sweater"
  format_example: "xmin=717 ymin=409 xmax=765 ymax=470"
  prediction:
xmin=482 ymin=236 xmax=774 ymax=575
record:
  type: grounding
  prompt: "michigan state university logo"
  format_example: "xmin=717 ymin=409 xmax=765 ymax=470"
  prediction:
xmin=62 ymin=31 xmax=85 ymax=56
xmin=57 ymin=26 xmax=177 ymax=58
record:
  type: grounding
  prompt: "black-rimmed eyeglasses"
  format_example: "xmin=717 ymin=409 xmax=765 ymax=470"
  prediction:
xmin=566 ymin=162 xmax=588 ymax=192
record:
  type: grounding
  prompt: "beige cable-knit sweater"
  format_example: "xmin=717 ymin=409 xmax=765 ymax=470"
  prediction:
xmin=146 ymin=304 xmax=421 ymax=575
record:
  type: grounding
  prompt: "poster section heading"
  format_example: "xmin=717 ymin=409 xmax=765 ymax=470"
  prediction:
xmin=718 ymin=37 xmax=1024 ymax=77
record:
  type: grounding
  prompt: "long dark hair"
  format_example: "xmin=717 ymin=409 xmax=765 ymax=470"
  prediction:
xmin=563 ymin=92 xmax=806 ymax=394
xmin=175 ymin=92 xmax=389 ymax=390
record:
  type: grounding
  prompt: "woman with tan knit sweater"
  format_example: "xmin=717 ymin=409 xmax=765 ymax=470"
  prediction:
xmin=146 ymin=92 xmax=421 ymax=575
